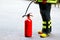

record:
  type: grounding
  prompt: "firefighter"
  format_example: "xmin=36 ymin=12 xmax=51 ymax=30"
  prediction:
xmin=34 ymin=0 xmax=57 ymax=38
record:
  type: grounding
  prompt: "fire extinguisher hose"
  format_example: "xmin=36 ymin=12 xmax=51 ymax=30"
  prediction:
xmin=22 ymin=1 xmax=34 ymax=17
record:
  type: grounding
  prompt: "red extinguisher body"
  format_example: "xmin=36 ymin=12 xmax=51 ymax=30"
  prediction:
xmin=24 ymin=14 xmax=32 ymax=37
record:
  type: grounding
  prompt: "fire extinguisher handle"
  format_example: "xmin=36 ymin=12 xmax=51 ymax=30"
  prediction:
xmin=22 ymin=13 xmax=33 ymax=18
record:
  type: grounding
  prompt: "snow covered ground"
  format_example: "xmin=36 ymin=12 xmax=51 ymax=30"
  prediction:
xmin=0 ymin=0 xmax=60 ymax=40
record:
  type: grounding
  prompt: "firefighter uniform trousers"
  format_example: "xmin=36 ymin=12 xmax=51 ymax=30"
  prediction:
xmin=39 ymin=3 xmax=51 ymax=34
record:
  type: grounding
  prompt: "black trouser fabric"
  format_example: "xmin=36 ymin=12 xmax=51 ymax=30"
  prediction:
xmin=38 ymin=3 xmax=51 ymax=34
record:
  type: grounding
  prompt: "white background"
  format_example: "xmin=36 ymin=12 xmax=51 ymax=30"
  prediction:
xmin=0 ymin=0 xmax=60 ymax=40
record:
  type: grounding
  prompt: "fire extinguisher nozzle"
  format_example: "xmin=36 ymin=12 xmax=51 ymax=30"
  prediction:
xmin=22 ymin=15 xmax=26 ymax=17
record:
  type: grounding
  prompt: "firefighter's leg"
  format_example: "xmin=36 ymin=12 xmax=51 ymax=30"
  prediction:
xmin=42 ymin=20 xmax=51 ymax=34
xmin=38 ymin=3 xmax=52 ymax=37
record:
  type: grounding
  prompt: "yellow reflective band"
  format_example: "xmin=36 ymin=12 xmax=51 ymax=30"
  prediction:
xmin=48 ymin=24 xmax=51 ymax=28
xmin=43 ymin=26 xmax=46 ymax=29
xmin=48 ymin=20 xmax=51 ymax=24
xmin=42 ymin=21 xmax=46 ymax=24
xmin=48 ymin=26 xmax=50 ymax=28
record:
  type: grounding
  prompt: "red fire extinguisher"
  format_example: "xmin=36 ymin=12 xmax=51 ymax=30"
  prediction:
xmin=22 ymin=1 xmax=33 ymax=37
xmin=24 ymin=13 xmax=32 ymax=37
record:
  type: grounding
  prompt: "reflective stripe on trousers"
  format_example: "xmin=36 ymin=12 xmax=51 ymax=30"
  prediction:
xmin=42 ymin=20 xmax=52 ymax=33
xmin=42 ymin=20 xmax=51 ymax=29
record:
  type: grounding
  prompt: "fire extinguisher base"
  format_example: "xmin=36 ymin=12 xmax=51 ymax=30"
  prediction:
xmin=25 ymin=36 xmax=32 ymax=37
